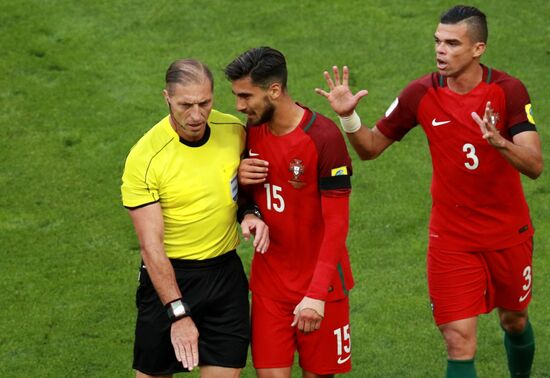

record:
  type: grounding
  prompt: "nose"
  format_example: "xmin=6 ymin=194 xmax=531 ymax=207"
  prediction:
xmin=435 ymin=42 xmax=446 ymax=55
xmin=236 ymin=97 xmax=247 ymax=113
xmin=189 ymin=105 xmax=202 ymax=122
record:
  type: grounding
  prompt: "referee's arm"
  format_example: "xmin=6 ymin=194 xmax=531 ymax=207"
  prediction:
xmin=128 ymin=203 xmax=199 ymax=371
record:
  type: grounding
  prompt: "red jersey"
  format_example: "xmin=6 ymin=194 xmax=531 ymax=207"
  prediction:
xmin=377 ymin=65 xmax=537 ymax=251
xmin=246 ymin=105 xmax=354 ymax=303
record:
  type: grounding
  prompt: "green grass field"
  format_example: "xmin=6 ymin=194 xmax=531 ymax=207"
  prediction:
xmin=1 ymin=0 xmax=549 ymax=376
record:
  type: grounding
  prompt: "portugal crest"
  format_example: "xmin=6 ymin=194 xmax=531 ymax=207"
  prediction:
xmin=288 ymin=158 xmax=305 ymax=189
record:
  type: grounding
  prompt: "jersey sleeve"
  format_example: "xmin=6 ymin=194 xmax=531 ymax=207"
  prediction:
xmin=306 ymin=195 xmax=350 ymax=300
xmin=313 ymin=118 xmax=352 ymax=197
xmin=376 ymin=78 xmax=428 ymax=141
xmin=121 ymin=145 xmax=160 ymax=209
xmin=499 ymin=77 xmax=537 ymax=135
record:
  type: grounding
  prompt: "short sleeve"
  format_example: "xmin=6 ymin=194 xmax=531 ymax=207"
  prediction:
xmin=121 ymin=147 xmax=159 ymax=209
xmin=376 ymin=76 xmax=431 ymax=141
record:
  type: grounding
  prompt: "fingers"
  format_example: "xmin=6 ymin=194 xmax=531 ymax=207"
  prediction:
xmin=354 ymin=89 xmax=369 ymax=101
xmin=342 ymin=65 xmax=349 ymax=86
xmin=324 ymin=70 xmax=335 ymax=90
xmin=241 ymin=217 xmax=269 ymax=253
xmin=240 ymin=221 xmax=251 ymax=241
xmin=291 ymin=309 xmax=322 ymax=333
xmin=291 ymin=312 xmax=299 ymax=327
xmin=471 ymin=111 xmax=488 ymax=135
xmin=314 ymin=88 xmax=330 ymax=98
xmin=253 ymin=222 xmax=269 ymax=253
xmin=332 ymin=66 xmax=341 ymax=85
xmin=238 ymin=158 xmax=268 ymax=185
xmin=171 ymin=318 xmax=199 ymax=371
xmin=191 ymin=341 xmax=199 ymax=370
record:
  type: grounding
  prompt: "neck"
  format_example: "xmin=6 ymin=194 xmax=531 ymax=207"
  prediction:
xmin=447 ymin=63 xmax=483 ymax=94
xmin=267 ymin=97 xmax=304 ymax=136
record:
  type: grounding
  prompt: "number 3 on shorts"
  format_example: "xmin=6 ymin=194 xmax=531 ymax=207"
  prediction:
xmin=519 ymin=265 xmax=532 ymax=303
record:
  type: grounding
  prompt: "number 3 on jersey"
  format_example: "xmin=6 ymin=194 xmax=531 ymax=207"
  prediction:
xmin=264 ymin=183 xmax=285 ymax=212
xmin=463 ymin=143 xmax=479 ymax=170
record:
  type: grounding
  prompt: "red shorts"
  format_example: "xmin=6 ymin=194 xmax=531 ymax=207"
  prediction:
xmin=428 ymin=238 xmax=533 ymax=325
xmin=251 ymin=293 xmax=351 ymax=374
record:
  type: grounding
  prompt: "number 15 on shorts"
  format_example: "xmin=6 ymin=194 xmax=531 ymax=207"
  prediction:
xmin=334 ymin=324 xmax=351 ymax=364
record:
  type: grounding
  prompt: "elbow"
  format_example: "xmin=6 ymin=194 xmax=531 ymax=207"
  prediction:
xmin=357 ymin=149 xmax=381 ymax=161
xmin=527 ymin=160 xmax=544 ymax=180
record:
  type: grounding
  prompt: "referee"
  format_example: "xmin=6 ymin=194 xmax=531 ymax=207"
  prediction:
xmin=121 ymin=59 xmax=269 ymax=377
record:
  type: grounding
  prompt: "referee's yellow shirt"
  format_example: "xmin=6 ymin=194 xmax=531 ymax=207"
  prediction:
xmin=121 ymin=110 xmax=245 ymax=260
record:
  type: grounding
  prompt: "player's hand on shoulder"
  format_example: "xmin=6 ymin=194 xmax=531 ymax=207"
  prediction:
xmin=241 ymin=213 xmax=269 ymax=254
xmin=238 ymin=158 xmax=269 ymax=185
xmin=291 ymin=296 xmax=325 ymax=333
xmin=170 ymin=317 xmax=199 ymax=371
xmin=315 ymin=65 xmax=368 ymax=117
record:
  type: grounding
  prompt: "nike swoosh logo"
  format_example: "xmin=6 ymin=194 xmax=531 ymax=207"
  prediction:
xmin=249 ymin=149 xmax=260 ymax=157
xmin=431 ymin=119 xmax=451 ymax=127
xmin=337 ymin=354 xmax=351 ymax=364
xmin=519 ymin=289 xmax=531 ymax=303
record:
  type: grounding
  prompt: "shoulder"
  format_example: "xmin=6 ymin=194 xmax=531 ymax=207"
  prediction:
xmin=401 ymin=72 xmax=436 ymax=97
xmin=126 ymin=117 xmax=175 ymax=165
xmin=490 ymin=67 xmax=530 ymax=95
xmin=209 ymin=109 xmax=244 ymax=127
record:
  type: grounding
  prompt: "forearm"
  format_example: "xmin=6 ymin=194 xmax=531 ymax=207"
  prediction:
xmin=339 ymin=113 xmax=393 ymax=160
xmin=129 ymin=203 xmax=182 ymax=305
xmin=141 ymin=246 xmax=182 ymax=305
xmin=347 ymin=126 xmax=383 ymax=160
xmin=306 ymin=195 xmax=349 ymax=299
xmin=497 ymin=139 xmax=543 ymax=179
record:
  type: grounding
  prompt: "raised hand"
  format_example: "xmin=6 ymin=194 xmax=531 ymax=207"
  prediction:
xmin=315 ymin=66 xmax=368 ymax=117
xmin=471 ymin=101 xmax=506 ymax=148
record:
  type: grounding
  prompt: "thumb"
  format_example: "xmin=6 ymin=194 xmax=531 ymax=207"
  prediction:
xmin=355 ymin=89 xmax=369 ymax=100
xmin=291 ymin=312 xmax=299 ymax=327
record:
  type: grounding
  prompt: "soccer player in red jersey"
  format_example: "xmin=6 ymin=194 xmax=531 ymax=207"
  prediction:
xmin=317 ymin=5 xmax=542 ymax=378
xmin=225 ymin=47 xmax=354 ymax=377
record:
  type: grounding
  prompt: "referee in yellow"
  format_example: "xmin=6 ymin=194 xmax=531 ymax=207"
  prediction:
xmin=121 ymin=59 xmax=269 ymax=378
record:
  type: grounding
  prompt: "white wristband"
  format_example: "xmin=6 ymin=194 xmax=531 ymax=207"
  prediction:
xmin=338 ymin=111 xmax=362 ymax=133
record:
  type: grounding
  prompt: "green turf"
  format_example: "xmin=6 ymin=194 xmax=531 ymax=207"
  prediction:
xmin=1 ymin=0 xmax=549 ymax=376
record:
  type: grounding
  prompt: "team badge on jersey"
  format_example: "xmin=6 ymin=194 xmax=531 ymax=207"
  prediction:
xmin=288 ymin=158 xmax=305 ymax=189
xmin=525 ymin=104 xmax=535 ymax=124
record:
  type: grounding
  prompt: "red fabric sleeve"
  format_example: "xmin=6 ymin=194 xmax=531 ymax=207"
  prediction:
xmin=306 ymin=194 xmax=349 ymax=300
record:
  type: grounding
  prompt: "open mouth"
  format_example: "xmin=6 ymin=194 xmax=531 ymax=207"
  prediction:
xmin=436 ymin=59 xmax=448 ymax=70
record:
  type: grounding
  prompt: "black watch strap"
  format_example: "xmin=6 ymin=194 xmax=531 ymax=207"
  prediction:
xmin=166 ymin=299 xmax=191 ymax=322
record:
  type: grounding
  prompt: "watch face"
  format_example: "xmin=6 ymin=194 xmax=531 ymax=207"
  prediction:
xmin=171 ymin=301 xmax=186 ymax=317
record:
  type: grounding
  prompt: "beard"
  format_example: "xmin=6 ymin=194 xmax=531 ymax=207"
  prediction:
xmin=248 ymin=97 xmax=275 ymax=126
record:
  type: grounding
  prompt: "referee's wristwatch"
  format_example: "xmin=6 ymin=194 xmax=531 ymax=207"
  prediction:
xmin=166 ymin=299 xmax=191 ymax=322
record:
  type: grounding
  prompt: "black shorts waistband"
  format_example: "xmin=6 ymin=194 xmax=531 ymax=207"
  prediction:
xmin=168 ymin=250 xmax=238 ymax=269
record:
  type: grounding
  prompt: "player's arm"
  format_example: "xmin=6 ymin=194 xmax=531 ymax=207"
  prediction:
xmin=472 ymin=102 xmax=543 ymax=179
xmin=237 ymin=193 xmax=270 ymax=253
xmin=315 ymin=65 xmax=395 ymax=160
xmin=292 ymin=193 xmax=350 ymax=333
xmin=128 ymin=203 xmax=199 ymax=371
xmin=238 ymin=158 xmax=269 ymax=185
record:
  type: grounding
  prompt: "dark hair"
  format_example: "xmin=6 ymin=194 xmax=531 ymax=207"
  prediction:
xmin=165 ymin=59 xmax=214 ymax=93
xmin=224 ymin=47 xmax=287 ymax=90
xmin=440 ymin=5 xmax=488 ymax=43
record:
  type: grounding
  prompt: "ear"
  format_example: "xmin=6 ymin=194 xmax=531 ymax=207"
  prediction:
xmin=162 ymin=89 xmax=170 ymax=105
xmin=268 ymin=82 xmax=282 ymax=100
xmin=473 ymin=41 xmax=486 ymax=58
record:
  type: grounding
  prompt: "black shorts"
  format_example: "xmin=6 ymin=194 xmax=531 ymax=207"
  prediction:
xmin=133 ymin=250 xmax=250 ymax=375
